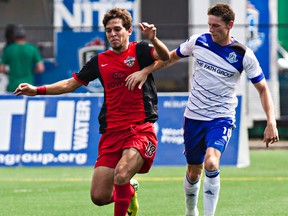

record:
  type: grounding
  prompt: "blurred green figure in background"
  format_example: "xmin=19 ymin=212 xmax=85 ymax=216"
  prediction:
xmin=0 ymin=24 xmax=44 ymax=92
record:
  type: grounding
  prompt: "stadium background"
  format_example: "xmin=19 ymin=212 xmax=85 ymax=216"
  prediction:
xmin=0 ymin=0 xmax=287 ymax=168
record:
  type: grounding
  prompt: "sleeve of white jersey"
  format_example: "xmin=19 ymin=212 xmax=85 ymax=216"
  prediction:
xmin=177 ymin=34 xmax=201 ymax=57
xmin=243 ymin=47 xmax=264 ymax=80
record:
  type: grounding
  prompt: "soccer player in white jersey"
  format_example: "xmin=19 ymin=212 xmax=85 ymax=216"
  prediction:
xmin=125 ymin=3 xmax=279 ymax=216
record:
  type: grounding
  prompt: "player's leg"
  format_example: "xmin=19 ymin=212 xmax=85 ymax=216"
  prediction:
xmin=185 ymin=164 xmax=203 ymax=216
xmin=90 ymin=166 xmax=115 ymax=205
xmin=203 ymin=118 xmax=234 ymax=216
xmin=123 ymin=122 xmax=157 ymax=216
xmin=90 ymin=131 xmax=125 ymax=207
xmin=114 ymin=148 xmax=145 ymax=216
xmin=183 ymin=117 xmax=206 ymax=216
xmin=203 ymin=148 xmax=221 ymax=216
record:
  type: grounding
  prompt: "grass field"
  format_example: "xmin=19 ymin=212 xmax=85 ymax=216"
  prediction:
xmin=0 ymin=150 xmax=287 ymax=216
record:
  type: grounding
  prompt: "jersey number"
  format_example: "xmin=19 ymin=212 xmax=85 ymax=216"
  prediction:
xmin=145 ymin=141 xmax=156 ymax=157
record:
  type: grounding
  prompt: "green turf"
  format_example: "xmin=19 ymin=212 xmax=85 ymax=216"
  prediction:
xmin=0 ymin=150 xmax=287 ymax=215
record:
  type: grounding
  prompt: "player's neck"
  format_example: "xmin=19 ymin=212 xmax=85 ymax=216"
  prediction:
xmin=217 ymin=36 xmax=233 ymax=46
xmin=112 ymin=42 xmax=129 ymax=54
xmin=16 ymin=39 xmax=27 ymax=44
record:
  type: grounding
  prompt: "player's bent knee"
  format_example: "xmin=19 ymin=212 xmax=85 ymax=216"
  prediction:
xmin=187 ymin=164 xmax=203 ymax=181
xmin=188 ymin=173 xmax=201 ymax=182
xmin=90 ymin=193 xmax=111 ymax=206
xmin=114 ymin=170 xmax=130 ymax=185
xmin=204 ymin=156 xmax=219 ymax=170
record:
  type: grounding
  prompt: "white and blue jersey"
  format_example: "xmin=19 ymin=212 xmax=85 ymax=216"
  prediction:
xmin=176 ymin=33 xmax=265 ymax=122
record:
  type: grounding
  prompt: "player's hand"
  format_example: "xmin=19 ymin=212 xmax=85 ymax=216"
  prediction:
xmin=263 ymin=124 xmax=279 ymax=148
xmin=14 ymin=83 xmax=37 ymax=96
xmin=138 ymin=22 xmax=156 ymax=41
xmin=125 ymin=71 xmax=147 ymax=91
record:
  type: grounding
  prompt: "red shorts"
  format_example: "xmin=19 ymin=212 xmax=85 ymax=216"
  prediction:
xmin=95 ymin=122 xmax=158 ymax=173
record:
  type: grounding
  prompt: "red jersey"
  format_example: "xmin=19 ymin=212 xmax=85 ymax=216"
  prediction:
xmin=73 ymin=41 xmax=158 ymax=133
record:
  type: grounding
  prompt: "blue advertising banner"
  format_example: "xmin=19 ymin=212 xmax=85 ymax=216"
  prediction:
xmin=246 ymin=0 xmax=270 ymax=79
xmin=154 ymin=94 xmax=187 ymax=165
xmin=0 ymin=94 xmax=245 ymax=167
xmin=22 ymin=96 xmax=100 ymax=166
xmin=0 ymin=95 xmax=101 ymax=166
xmin=0 ymin=96 xmax=26 ymax=166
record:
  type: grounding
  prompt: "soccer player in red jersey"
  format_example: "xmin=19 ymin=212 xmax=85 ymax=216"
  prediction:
xmin=14 ymin=8 xmax=169 ymax=216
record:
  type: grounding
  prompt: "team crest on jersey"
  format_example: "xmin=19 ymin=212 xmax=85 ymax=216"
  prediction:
xmin=226 ymin=52 xmax=238 ymax=63
xmin=124 ymin=56 xmax=135 ymax=67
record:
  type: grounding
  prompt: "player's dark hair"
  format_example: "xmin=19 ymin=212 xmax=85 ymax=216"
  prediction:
xmin=14 ymin=24 xmax=26 ymax=39
xmin=208 ymin=3 xmax=235 ymax=24
xmin=4 ymin=24 xmax=16 ymax=45
xmin=102 ymin=8 xmax=132 ymax=30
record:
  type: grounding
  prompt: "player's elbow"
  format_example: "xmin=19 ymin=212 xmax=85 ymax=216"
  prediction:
xmin=161 ymin=52 xmax=170 ymax=61
xmin=63 ymin=78 xmax=82 ymax=93
xmin=0 ymin=64 xmax=6 ymax=73
xmin=155 ymin=49 xmax=170 ymax=61
xmin=35 ymin=62 xmax=45 ymax=73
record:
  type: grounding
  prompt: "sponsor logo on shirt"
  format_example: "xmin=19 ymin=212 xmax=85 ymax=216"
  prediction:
xmin=113 ymin=72 xmax=125 ymax=80
xmin=107 ymin=72 xmax=126 ymax=89
xmin=196 ymin=59 xmax=235 ymax=77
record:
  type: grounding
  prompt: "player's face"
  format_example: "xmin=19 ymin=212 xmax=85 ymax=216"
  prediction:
xmin=208 ymin=15 xmax=233 ymax=46
xmin=105 ymin=18 xmax=132 ymax=53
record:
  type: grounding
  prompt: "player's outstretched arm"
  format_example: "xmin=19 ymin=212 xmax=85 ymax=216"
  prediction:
xmin=14 ymin=83 xmax=37 ymax=96
xmin=138 ymin=22 xmax=169 ymax=61
xmin=0 ymin=64 xmax=8 ymax=75
xmin=14 ymin=78 xmax=82 ymax=96
xmin=125 ymin=50 xmax=180 ymax=91
xmin=253 ymin=80 xmax=279 ymax=147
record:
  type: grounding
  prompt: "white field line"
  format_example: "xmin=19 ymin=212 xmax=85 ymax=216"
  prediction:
xmin=0 ymin=177 xmax=288 ymax=182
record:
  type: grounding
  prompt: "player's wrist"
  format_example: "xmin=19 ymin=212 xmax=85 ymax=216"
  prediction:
xmin=142 ymin=68 xmax=152 ymax=75
xmin=36 ymin=86 xmax=47 ymax=95
xmin=149 ymin=37 xmax=158 ymax=43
